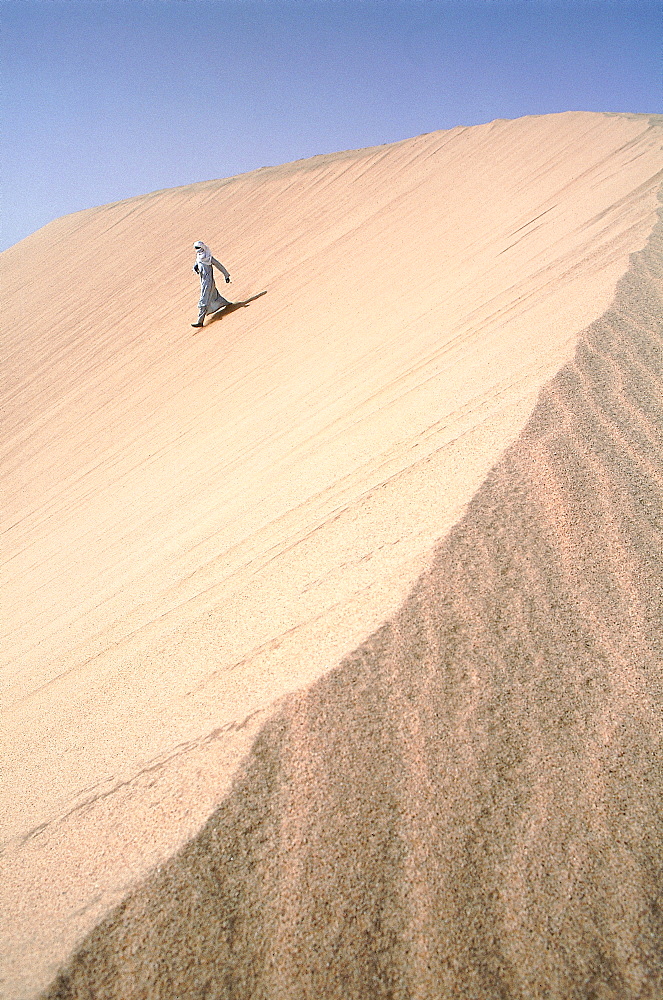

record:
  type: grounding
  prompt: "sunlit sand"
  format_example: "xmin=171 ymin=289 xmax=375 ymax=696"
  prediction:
xmin=1 ymin=111 xmax=661 ymax=998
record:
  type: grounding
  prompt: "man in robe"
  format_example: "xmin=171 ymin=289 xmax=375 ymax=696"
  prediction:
xmin=191 ymin=241 xmax=231 ymax=327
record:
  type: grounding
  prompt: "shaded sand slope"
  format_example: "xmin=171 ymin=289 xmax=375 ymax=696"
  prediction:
xmin=1 ymin=113 xmax=661 ymax=996
xmin=44 ymin=185 xmax=663 ymax=1000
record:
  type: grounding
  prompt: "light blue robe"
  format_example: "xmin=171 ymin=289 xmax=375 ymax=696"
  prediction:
xmin=194 ymin=257 xmax=230 ymax=318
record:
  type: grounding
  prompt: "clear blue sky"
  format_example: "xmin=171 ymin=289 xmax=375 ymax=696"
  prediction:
xmin=1 ymin=0 xmax=661 ymax=250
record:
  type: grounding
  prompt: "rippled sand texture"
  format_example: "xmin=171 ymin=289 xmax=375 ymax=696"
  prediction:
xmin=2 ymin=112 xmax=662 ymax=997
xmin=44 ymin=179 xmax=663 ymax=1000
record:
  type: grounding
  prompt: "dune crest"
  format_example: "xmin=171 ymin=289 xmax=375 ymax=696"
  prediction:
xmin=43 ymin=184 xmax=663 ymax=1000
xmin=1 ymin=112 xmax=661 ymax=996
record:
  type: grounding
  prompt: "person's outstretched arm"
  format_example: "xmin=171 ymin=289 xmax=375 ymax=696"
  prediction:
xmin=211 ymin=258 xmax=231 ymax=282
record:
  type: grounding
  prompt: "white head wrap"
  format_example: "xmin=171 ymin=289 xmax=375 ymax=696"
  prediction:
xmin=193 ymin=241 xmax=212 ymax=266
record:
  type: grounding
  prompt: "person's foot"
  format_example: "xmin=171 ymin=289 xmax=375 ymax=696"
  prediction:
xmin=191 ymin=321 xmax=204 ymax=327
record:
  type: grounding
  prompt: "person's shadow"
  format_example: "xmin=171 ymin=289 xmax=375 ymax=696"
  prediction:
xmin=206 ymin=290 xmax=268 ymax=325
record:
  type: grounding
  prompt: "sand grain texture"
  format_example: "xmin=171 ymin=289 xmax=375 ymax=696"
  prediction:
xmin=1 ymin=112 xmax=662 ymax=997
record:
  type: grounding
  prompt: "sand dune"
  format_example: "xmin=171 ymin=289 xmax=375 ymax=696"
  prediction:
xmin=1 ymin=112 xmax=662 ymax=997
xmin=43 ymin=209 xmax=663 ymax=999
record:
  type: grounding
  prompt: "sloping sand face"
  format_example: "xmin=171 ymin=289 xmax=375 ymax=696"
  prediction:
xmin=1 ymin=112 xmax=661 ymax=996
xmin=42 ymin=205 xmax=663 ymax=999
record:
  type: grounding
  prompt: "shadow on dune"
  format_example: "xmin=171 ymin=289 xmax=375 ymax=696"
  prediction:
xmin=207 ymin=290 xmax=268 ymax=324
xmin=44 ymin=200 xmax=663 ymax=999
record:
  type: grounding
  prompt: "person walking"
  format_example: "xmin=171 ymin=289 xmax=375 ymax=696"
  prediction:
xmin=191 ymin=241 xmax=231 ymax=327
